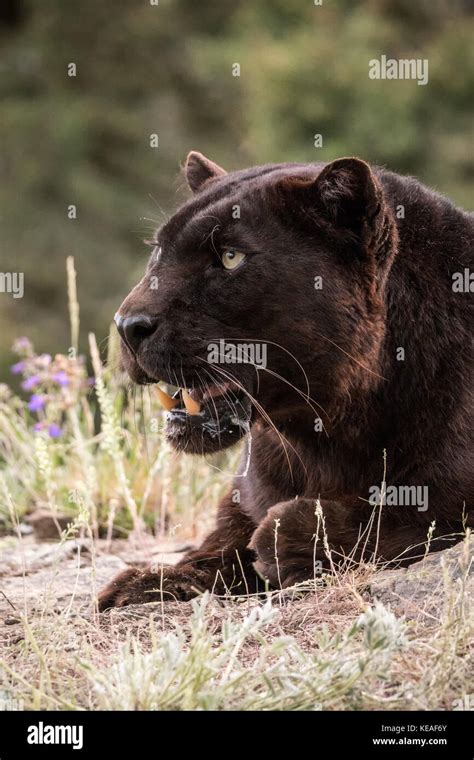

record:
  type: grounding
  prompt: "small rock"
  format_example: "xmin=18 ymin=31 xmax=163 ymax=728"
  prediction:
xmin=26 ymin=510 xmax=72 ymax=540
xmin=4 ymin=617 xmax=20 ymax=625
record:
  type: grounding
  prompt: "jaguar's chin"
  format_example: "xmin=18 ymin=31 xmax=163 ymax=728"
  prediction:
xmin=164 ymin=383 xmax=252 ymax=454
xmin=119 ymin=345 xmax=254 ymax=453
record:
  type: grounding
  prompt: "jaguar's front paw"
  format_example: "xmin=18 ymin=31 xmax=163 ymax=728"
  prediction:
xmin=251 ymin=501 xmax=325 ymax=589
xmin=97 ymin=564 xmax=208 ymax=611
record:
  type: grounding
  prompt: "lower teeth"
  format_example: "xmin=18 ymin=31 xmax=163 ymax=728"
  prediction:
xmin=181 ymin=389 xmax=201 ymax=416
xmin=155 ymin=384 xmax=201 ymax=416
xmin=155 ymin=385 xmax=179 ymax=411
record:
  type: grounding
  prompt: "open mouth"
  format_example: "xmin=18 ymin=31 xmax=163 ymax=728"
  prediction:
xmin=154 ymin=380 xmax=252 ymax=453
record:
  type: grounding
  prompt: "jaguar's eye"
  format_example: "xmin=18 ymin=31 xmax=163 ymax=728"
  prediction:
xmin=221 ymin=249 xmax=246 ymax=270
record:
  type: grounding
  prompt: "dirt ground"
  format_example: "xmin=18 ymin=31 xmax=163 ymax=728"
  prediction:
xmin=1 ymin=531 xmax=471 ymax=635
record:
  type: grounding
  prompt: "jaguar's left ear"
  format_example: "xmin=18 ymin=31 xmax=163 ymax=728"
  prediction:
xmin=276 ymin=157 xmax=385 ymax=245
xmin=315 ymin=157 xmax=383 ymax=232
xmin=185 ymin=151 xmax=227 ymax=193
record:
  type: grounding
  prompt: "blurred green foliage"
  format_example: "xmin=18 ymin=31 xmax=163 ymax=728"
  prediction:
xmin=0 ymin=0 xmax=472 ymax=379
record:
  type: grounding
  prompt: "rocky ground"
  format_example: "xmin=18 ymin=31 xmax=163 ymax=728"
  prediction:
xmin=0 ymin=522 xmax=472 ymax=710
xmin=1 ymin=524 xmax=471 ymax=634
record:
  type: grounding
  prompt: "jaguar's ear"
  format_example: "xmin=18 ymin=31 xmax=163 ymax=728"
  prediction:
xmin=314 ymin=157 xmax=383 ymax=230
xmin=276 ymin=157 xmax=384 ymax=242
xmin=185 ymin=151 xmax=227 ymax=193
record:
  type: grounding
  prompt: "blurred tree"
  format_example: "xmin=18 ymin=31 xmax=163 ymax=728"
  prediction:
xmin=0 ymin=0 xmax=472 ymax=379
xmin=0 ymin=0 xmax=25 ymax=28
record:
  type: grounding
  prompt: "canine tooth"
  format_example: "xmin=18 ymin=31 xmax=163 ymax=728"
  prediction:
xmin=155 ymin=385 xmax=179 ymax=411
xmin=181 ymin=388 xmax=201 ymax=416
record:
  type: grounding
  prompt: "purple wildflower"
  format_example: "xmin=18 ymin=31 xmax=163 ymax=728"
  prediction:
xmin=13 ymin=337 xmax=32 ymax=353
xmin=48 ymin=423 xmax=62 ymax=439
xmin=21 ymin=375 xmax=40 ymax=391
xmin=52 ymin=371 xmax=69 ymax=387
xmin=28 ymin=394 xmax=45 ymax=412
xmin=33 ymin=422 xmax=45 ymax=432
xmin=10 ymin=361 xmax=26 ymax=375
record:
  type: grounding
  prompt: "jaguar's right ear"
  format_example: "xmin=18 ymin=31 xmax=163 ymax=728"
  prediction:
xmin=184 ymin=151 xmax=227 ymax=193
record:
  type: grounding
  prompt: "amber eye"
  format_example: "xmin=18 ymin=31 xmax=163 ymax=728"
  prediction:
xmin=221 ymin=249 xmax=246 ymax=270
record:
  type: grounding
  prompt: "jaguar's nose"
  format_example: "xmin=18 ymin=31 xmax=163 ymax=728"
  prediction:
xmin=114 ymin=313 xmax=158 ymax=354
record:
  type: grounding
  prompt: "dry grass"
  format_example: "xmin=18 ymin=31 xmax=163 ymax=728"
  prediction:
xmin=0 ymin=542 xmax=472 ymax=711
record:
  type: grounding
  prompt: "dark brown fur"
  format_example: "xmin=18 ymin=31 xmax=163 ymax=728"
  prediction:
xmin=98 ymin=152 xmax=473 ymax=609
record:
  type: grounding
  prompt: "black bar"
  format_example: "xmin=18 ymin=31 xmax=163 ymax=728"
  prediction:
xmin=0 ymin=710 xmax=471 ymax=757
